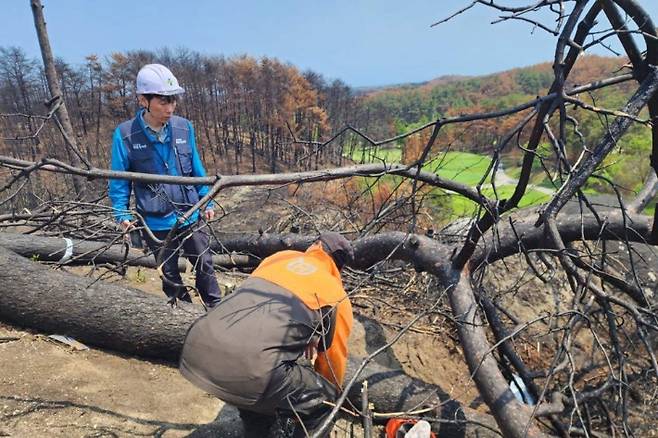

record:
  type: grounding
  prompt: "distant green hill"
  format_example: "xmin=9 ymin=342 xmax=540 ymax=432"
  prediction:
xmin=356 ymin=55 xmax=652 ymax=195
xmin=354 ymin=75 xmax=469 ymax=95
xmin=361 ymin=55 xmax=632 ymax=128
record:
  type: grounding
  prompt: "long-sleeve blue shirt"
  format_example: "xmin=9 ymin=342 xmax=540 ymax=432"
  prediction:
xmin=108 ymin=110 xmax=214 ymax=231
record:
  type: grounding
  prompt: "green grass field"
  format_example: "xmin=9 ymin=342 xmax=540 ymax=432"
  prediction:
xmin=426 ymin=151 xmax=496 ymax=186
xmin=349 ymin=147 xmax=402 ymax=164
xmin=447 ymin=186 xmax=550 ymax=217
xmin=347 ymin=147 xmax=551 ymax=218
xmin=349 ymin=148 xmax=494 ymax=186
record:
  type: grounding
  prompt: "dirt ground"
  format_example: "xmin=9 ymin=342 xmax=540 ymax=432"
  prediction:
xmin=0 ymin=264 xmax=224 ymax=438
xmin=0 ymin=323 xmax=221 ymax=437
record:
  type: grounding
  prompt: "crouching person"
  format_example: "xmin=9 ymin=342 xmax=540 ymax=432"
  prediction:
xmin=179 ymin=232 xmax=354 ymax=437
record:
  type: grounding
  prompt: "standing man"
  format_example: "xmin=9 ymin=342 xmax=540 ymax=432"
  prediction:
xmin=109 ymin=64 xmax=222 ymax=308
xmin=179 ymin=232 xmax=354 ymax=437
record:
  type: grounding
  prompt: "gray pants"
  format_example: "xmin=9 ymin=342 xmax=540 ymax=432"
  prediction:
xmin=143 ymin=224 xmax=221 ymax=307
xmin=239 ymin=362 xmax=338 ymax=438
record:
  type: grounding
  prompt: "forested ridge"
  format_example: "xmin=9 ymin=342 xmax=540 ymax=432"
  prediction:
xmin=0 ymin=48 xmax=360 ymax=177
xmin=1 ymin=47 xmax=647 ymax=183
xmin=362 ymin=55 xmax=630 ymax=133
xmin=0 ymin=46 xmax=653 ymax=226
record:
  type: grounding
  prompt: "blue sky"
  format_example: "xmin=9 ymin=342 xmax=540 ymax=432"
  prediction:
xmin=2 ymin=0 xmax=658 ymax=87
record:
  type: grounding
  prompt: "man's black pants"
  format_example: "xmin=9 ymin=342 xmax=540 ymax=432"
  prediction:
xmin=143 ymin=224 xmax=222 ymax=307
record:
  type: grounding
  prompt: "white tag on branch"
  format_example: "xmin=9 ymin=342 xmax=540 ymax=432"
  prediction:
xmin=47 ymin=334 xmax=89 ymax=351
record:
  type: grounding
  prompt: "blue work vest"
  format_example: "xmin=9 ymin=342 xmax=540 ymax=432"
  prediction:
xmin=118 ymin=115 xmax=200 ymax=218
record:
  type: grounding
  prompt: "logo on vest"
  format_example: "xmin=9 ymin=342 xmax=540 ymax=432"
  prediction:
xmin=175 ymin=138 xmax=187 ymax=145
xmin=286 ymin=257 xmax=317 ymax=276
xmin=132 ymin=143 xmax=147 ymax=150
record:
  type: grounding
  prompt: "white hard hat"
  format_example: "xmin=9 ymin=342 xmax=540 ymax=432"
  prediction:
xmin=136 ymin=64 xmax=185 ymax=96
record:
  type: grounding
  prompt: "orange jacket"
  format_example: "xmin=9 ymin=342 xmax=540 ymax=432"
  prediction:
xmin=251 ymin=243 xmax=353 ymax=387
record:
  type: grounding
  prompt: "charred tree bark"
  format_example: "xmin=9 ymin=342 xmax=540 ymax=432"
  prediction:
xmin=343 ymin=360 xmax=499 ymax=436
xmin=30 ymin=0 xmax=87 ymax=197
xmin=472 ymin=211 xmax=652 ymax=267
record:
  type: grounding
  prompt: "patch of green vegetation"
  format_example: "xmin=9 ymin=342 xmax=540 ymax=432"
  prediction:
xmin=348 ymin=146 xmax=402 ymax=164
xmin=644 ymin=204 xmax=655 ymax=217
xmin=441 ymin=186 xmax=550 ymax=218
xmin=427 ymin=152 xmax=495 ymax=186
xmin=348 ymin=147 xmax=552 ymax=221
xmin=504 ymin=166 xmax=522 ymax=180
xmin=131 ymin=268 xmax=147 ymax=284
xmin=348 ymin=147 xmax=497 ymax=187
xmin=356 ymin=58 xmax=655 ymax=208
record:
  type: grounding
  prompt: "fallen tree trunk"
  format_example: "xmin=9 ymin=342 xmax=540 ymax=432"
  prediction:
xmin=0 ymin=244 xmax=499 ymax=436
xmin=0 ymin=232 xmax=257 ymax=270
xmin=0 ymin=243 xmax=201 ymax=359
